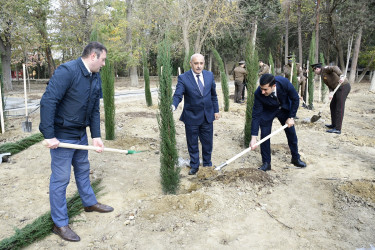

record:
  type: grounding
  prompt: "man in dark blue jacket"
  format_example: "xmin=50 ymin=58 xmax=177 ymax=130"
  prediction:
xmin=250 ymin=74 xmax=306 ymax=171
xmin=172 ymin=53 xmax=220 ymax=175
xmin=39 ymin=42 xmax=113 ymax=242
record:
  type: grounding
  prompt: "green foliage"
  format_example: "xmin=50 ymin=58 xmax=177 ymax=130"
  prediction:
xmin=0 ymin=73 xmax=4 ymax=134
xmin=269 ymin=52 xmax=275 ymax=75
xmin=143 ymin=49 xmax=152 ymax=107
xmin=157 ymin=38 xmax=180 ymax=194
xmin=0 ymin=179 xmax=103 ymax=250
xmin=291 ymin=55 xmax=298 ymax=90
xmin=212 ymin=48 xmax=229 ymax=111
xmin=308 ymin=31 xmax=316 ymax=108
xmin=320 ymin=52 xmax=328 ymax=102
xmin=0 ymin=133 xmax=44 ymax=155
xmin=101 ymin=59 xmax=116 ymax=140
xmin=244 ymin=42 xmax=259 ymax=147
xmin=90 ymin=27 xmax=103 ymax=43
xmin=359 ymin=46 xmax=375 ymax=70
xmin=183 ymin=49 xmax=194 ymax=73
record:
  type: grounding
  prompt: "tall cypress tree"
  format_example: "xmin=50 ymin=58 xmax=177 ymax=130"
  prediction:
xmin=244 ymin=42 xmax=259 ymax=147
xmin=101 ymin=60 xmax=116 ymax=140
xmin=320 ymin=52 xmax=328 ymax=102
xmin=143 ymin=49 xmax=152 ymax=107
xmin=212 ymin=48 xmax=229 ymax=111
xmin=269 ymin=52 xmax=275 ymax=75
xmin=308 ymin=31 xmax=316 ymax=109
xmin=90 ymin=29 xmax=116 ymax=140
xmin=157 ymin=38 xmax=180 ymax=194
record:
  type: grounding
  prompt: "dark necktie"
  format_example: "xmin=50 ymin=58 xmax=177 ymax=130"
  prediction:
xmin=196 ymin=74 xmax=204 ymax=95
xmin=270 ymin=92 xmax=280 ymax=106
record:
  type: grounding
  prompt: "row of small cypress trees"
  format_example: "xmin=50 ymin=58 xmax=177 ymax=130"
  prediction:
xmin=0 ymin=34 xmax=329 ymax=248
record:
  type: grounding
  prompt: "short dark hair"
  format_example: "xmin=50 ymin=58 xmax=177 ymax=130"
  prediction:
xmin=82 ymin=42 xmax=107 ymax=59
xmin=259 ymin=74 xmax=275 ymax=87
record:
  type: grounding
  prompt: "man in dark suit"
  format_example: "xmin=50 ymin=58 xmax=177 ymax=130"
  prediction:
xmin=249 ymin=74 xmax=306 ymax=171
xmin=172 ymin=53 xmax=220 ymax=175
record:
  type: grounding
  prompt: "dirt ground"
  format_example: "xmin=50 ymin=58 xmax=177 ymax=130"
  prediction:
xmin=1 ymin=78 xmax=375 ymax=249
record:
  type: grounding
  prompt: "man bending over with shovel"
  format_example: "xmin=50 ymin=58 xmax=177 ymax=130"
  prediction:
xmin=312 ymin=63 xmax=351 ymax=134
xmin=250 ymin=74 xmax=307 ymax=171
xmin=39 ymin=42 xmax=114 ymax=242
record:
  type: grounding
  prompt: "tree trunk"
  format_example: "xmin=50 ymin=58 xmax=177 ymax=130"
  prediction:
xmin=297 ymin=0 xmax=303 ymax=64
xmin=251 ymin=18 xmax=258 ymax=48
xmin=284 ymin=2 xmax=290 ymax=65
xmin=370 ymin=71 xmax=375 ymax=92
xmin=126 ymin=0 xmax=138 ymax=87
xmin=16 ymin=66 xmax=19 ymax=81
xmin=278 ymin=36 xmax=283 ymax=73
xmin=0 ymin=44 xmax=12 ymax=90
xmin=349 ymin=26 xmax=362 ymax=84
xmin=314 ymin=0 xmax=321 ymax=63
xmin=129 ymin=65 xmax=139 ymax=87
xmin=208 ymin=51 xmax=212 ymax=72
xmin=77 ymin=0 xmax=91 ymax=43
xmin=182 ymin=20 xmax=190 ymax=59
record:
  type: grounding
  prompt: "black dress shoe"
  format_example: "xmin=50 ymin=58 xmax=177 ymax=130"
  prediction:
xmin=326 ymin=128 xmax=341 ymax=134
xmin=291 ymin=158 xmax=307 ymax=168
xmin=325 ymin=124 xmax=334 ymax=129
xmin=53 ymin=225 xmax=80 ymax=242
xmin=84 ymin=203 xmax=114 ymax=213
xmin=188 ymin=168 xmax=199 ymax=175
xmin=258 ymin=162 xmax=271 ymax=171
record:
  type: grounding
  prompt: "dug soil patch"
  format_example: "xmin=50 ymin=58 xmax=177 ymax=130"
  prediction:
xmin=189 ymin=167 xmax=274 ymax=187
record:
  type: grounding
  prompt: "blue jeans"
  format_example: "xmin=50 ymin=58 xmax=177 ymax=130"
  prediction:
xmin=49 ymin=134 xmax=97 ymax=227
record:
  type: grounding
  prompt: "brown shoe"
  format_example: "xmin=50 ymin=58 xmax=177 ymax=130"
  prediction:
xmin=84 ymin=202 xmax=114 ymax=213
xmin=53 ymin=225 xmax=80 ymax=242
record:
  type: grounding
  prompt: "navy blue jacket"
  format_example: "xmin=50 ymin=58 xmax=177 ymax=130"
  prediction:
xmin=39 ymin=57 xmax=102 ymax=140
xmin=172 ymin=70 xmax=219 ymax=125
xmin=251 ymin=76 xmax=299 ymax=136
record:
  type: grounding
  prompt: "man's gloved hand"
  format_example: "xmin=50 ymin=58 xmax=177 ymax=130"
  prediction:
xmin=171 ymin=105 xmax=176 ymax=112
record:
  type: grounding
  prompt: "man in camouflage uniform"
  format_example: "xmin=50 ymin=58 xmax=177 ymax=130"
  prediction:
xmin=233 ymin=61 xmax=247 ymax=103
xmin=312 ymin=63 xmax=351 ymax=134
xmin=258 ymin=60 xmax=270 ymax=77
xmin=284 ymin=56 xmax=307 ymax=107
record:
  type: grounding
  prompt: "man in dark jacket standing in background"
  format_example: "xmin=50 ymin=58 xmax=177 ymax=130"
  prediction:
xmin=39 ymin=42 xmax=113 ymax=242
xmin=249 ymin=74 xmax=306 ymax=171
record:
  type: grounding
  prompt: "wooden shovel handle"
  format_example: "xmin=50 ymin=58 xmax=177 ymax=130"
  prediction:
xmin=42 ymin=141 xmax=128 ymax=154
xmin=215 ymin=124 xmax=288 ymax=170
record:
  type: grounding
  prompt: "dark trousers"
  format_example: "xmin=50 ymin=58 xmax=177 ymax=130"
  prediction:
xmin=234 ymin=80 xmax=244 ymax=103
xmin=260 ymin=109 xmax=300 ymax=164
xmin=242 ymin=82 xmax=247 ymax=100
xmin=330 ymin=83 xmax=351 ymax=130
xmin=185 ymin=121 xmax=213 ymax=168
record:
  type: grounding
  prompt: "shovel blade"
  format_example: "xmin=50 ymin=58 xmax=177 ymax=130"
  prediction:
xmin=310 ymin=114 xmax=321 ymax=123
xmin=22 ymin=121 xmax=32 ymax=132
